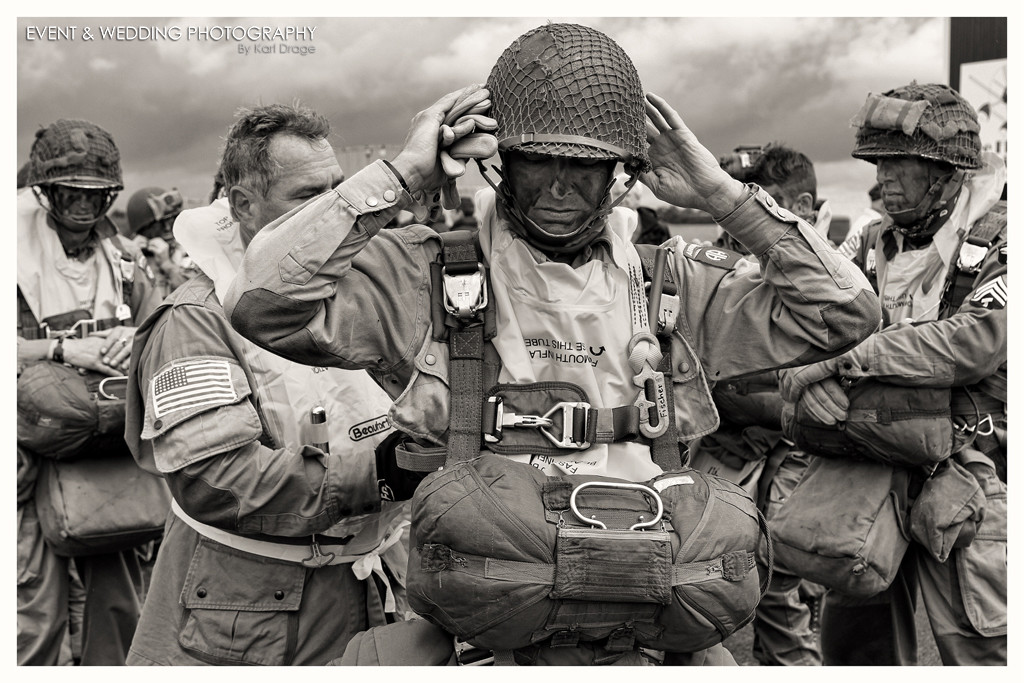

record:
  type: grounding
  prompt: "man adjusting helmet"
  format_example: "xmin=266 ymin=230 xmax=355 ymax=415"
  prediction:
xmin=225 ymin=23 xmax=879 ymax=665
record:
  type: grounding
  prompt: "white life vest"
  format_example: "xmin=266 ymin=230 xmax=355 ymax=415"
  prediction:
xmin=477 ymin=189 xmax=664 ymax=482
xmin=17 ymin=189 xmax=126 ymax=324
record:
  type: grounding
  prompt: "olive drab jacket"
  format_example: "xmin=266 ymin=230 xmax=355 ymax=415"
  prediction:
xmin=224 ymin=160 xmax=879 ymax=479
xmin=121 ymin=199 xmax=410 ymax=665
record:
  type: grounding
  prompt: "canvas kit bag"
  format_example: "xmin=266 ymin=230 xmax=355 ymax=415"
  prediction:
xmin=19 ymin=360 xmax=170 ymax=556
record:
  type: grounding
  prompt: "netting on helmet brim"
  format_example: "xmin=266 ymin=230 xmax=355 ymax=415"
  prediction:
xmin=853 ymin=128 xmax=981 ymax=169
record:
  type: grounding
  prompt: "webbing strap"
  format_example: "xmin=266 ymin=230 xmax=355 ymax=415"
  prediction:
xmin=586 ymin=405 xmax=641 ymax=444
xmin=394 ymin=442 xmax=446 ymax=472
xmin=447 ymin=326 xmax=486 ymax=464
xmin=426 ymin=547 xmax=757 ymax=588
xmin=940 ymin=200 xmax=1006 ymax=317
xmin=650 ymin=348 xmax=681 ymax=470
xmin=438 ymin=231 xmax=490 ymax=465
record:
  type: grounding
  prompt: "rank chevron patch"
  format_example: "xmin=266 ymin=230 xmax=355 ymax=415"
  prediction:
xmin=969 ymin=277 xmax=1007 ymax=310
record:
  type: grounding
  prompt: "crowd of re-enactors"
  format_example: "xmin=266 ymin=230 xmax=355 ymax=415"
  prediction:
xmin=16 ymin=23 xmax=1006 ymax=667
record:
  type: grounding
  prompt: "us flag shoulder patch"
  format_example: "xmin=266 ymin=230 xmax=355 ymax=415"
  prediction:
xmin=151 ymin=359 xmax=236 ymax=418
xmin=969 ymin=277 xmax=1007 ymax=310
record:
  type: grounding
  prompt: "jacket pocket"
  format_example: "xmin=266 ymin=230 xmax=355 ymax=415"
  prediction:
xmin=954 ymin=468 xmax=1007 ymax=636
xmin=177 ymin=537 xmax=306 ymax=665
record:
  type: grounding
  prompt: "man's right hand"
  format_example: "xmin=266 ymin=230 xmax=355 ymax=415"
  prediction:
xmin=390 ymin=85 xmax=496 ymax=196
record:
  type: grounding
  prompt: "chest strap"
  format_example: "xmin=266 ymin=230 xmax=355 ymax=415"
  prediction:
xmin=939 ymin=200 xmax=1006 ymax=317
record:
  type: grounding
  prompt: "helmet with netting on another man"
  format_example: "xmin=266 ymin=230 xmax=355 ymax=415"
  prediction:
xmin=27 ymin=119 xmax=123 ymax=229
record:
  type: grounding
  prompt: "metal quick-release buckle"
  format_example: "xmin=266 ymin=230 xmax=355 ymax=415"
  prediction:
xmin=454 ymin=638 xmax=494 ymax=666
xmin=540 ymin=402 xmax=591 ymax=450
xmin=633 ymin=365 xmax=670 ymax=439
xmin=483 ymin=397 xmax=555 ymax=443
xmin=44 ymin=318 xmax=100 ymax=339
xmin=441 ymin=265 xmax=487 ymax=320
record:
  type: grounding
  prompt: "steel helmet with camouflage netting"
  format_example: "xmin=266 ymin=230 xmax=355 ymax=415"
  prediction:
xmin=485 ymin=23 xmax=650 ymax=250
xmin=850 ymin=83 xmax=981 ymax=234
xmin=27 ymin=119 xmax=123 ymax=226
xmin=126 ymin=186 xmax=185 ymax=237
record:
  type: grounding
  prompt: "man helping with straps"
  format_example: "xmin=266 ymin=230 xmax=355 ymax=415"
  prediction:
xmin=225 ymin=23 xmax=879 ymax=665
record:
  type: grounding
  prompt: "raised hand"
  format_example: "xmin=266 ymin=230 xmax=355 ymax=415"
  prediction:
xmin=389 ymin=85 xmax=497 ymax=197
xmin=640 ymin=93 xmax=745 ymax=216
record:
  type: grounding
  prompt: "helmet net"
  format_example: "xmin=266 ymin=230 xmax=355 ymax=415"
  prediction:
xmin=27 ymin=119 xmax=123 ymax=189
xmin=487 ymin=23 xmax=651 ymax=173
xmin=851 ymin=82 xmax=981 ymax=169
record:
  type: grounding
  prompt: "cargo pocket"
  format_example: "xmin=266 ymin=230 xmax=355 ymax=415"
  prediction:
xmin=178 ymin=538 xmax=306 ymax=665
xmin=954 ymin=467 xmax=1007 ymax=637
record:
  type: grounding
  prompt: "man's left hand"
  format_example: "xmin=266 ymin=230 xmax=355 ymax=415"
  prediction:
xmin=640 ymin=93 xmax=745 ymax=217
xmin=799 ymin=378 xmax=850 ymax=425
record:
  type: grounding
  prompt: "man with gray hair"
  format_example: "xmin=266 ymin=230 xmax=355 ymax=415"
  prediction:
xmin=123 ymin=103 xmax=410 ymax=665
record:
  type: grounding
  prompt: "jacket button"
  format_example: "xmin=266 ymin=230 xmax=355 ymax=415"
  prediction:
xmin=366 ymin=196 xmax=379 ymax=207
xmin=153 ymin=419 xmax=163 ymax=430
xmin=383 ymin=190 xmax=396 ymax=202
xmin=196 ymin=587 xmax=207 ymax=598
xmin=678 ymin=362 xmax=690 ymax=374
xmin=274 ymin=590 xmax=285 ymax=600
xmin=424 ymin=354 xmax=436 ymax=365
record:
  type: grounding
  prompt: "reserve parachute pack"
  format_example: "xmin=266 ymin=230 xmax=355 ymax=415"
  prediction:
xmin=403 ymin=230 xmax=769 ymax=656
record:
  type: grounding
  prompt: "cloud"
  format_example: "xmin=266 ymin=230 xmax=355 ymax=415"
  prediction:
xmin=17 ymin=16 xmax=956 ymax=216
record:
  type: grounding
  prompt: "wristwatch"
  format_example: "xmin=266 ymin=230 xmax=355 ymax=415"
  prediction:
xmin=51 ymin=336 xmax=65 ymax=364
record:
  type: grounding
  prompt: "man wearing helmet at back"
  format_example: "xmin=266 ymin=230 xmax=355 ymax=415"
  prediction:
xmin=779 ymin=82 xmax=1007 ymax=665
xmin=225 ymin=23 xmax=879 ymax=665
xmin=17 ymin=119 xmax=162 ymax=664
xmin=125 ymin=186 xmax=197 ymax=296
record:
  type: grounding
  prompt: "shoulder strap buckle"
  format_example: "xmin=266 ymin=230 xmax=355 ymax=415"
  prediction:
xmin=442 ymin=264 xmax=488 ymax=321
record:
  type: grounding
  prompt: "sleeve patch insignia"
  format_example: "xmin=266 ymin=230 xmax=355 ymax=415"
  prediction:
xmin=682 ymin=242 xmax=741 ymax=269
xmin=969 ymin=276 xmax=1007 ymax=310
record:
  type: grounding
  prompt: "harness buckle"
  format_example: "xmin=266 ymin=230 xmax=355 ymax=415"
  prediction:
xmin=300 ymin=534 xmax=336 ymax=569
xmin=67 ymin=318 xmax=99 ymax=338
xmin=540 ymin=402 xmax=591 ymax=450
xmin=454 ymin=637 xmax=494 ymax=666
xmin=657 ymin=293 xmax=680 ymax=335
xmin=441 ymin=265 xmax=488 ymax=320
xmin=633 ymin=365 xmax=670 ymax=439
xmin=483 ymin=397 xmax=555 ymax=444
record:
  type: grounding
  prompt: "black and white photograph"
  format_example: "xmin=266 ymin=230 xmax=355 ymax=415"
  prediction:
xmin=11 ymin=9 xmax=1009 ymax=669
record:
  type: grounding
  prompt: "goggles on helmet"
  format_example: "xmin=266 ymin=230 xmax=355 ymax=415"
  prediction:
xmin=38 ymin=183 xmax=118 ymax=227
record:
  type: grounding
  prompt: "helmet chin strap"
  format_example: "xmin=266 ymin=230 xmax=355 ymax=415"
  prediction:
xmin=887 ymin=169 xmax=965 ymax=239
xmin=476 ymin=157 xmax=639 ymax=254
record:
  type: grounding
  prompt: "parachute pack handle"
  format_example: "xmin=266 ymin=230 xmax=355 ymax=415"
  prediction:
xmin=98 ymin=376 xmax=128 ymax=401
xmin=570 ymin=481 xmax=664 ymax=530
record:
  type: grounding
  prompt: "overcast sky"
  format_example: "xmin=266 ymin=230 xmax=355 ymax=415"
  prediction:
xmin=12 ymin=13 xmax=992 ymax=220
